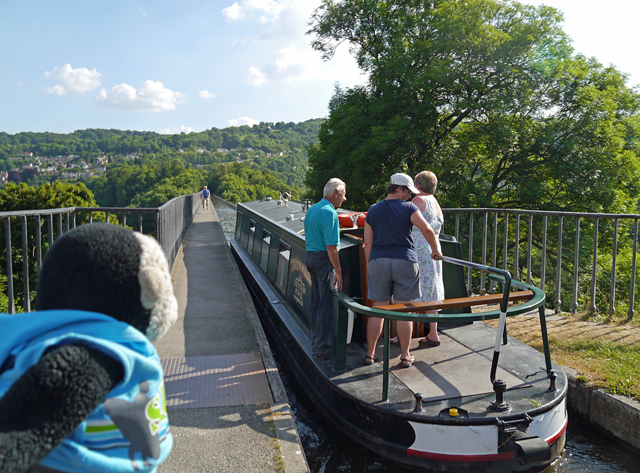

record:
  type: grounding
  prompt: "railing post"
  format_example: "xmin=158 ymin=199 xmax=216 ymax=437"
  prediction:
xmin=609 ymin=219 xmax=618 ymax=316
xmin=572 ymin=217 xmax=580 ymax=314
xmin=481 ymin=212 xmax=488 ymax=294
xmin=628 ymin=219 xmax=638 ymax=320
xmin=22 ymin=215 xmax=30 ymax=312
xmin=514 ymin=214 xmax=520 ymax=282
xmin=47 ymin=215 xmax=54 ymax=247
xmin=541 ymin=215 xmax=548 ymax=292
xmin=467 ymin=214 xmax=474 ymax=296
xmin=383 ymin=317 xmax=391 ymax=402
xmin=502 ymin=213 xmax=509 ymax=271
xmin=36 ymin=215 xmax=42 ymax=273
xmin=491 ymin=213 xmax=498 ymax=294
xmin=555 ymin=216 xmax=563 ymax=314
xmin=455 ymin=213 xmax=460 ymax=242
xmin=331 ymin=297 xmax=347 ymax=372
xmin=589 ymin=218 xmax=599 ymax=315
xmin=5 ymin=217 xmax=14 ymax=314
xmin=527 ymin=215 xmax=533 ymax=284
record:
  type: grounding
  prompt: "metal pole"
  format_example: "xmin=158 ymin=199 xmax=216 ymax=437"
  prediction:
xmin=609 ymin=219 xmax=618 ymax=316
xmin=491 ymin=213 xmax=498 ymax=294
xmin=5 ymin=217 xmax=14 ymax=314
xmin=503 ymin=213 xmax=509 ymax=271
xmin=628 ymin=219 xmax=638 ymax=320
xmin=467 ymin=214 xmax=474 ymax=296
xmin=572 ymin=217 xmax=580 ymax=314
xmin=541 ymin=215 xmax=548 ymax=292
xmin=481 ymin=212 xmax=488 ymax=294
xmin=555 ymin=216 xmax=563 ymax=314
xmin=589 ymin=218 xmax=599 ymax=315
xmin=47 ymin=215 xmax=53 ymax=247
xmin=527 ymin=215 xmax=533 ymax=284
xmin=36 ymin=215 xmax=42 ymax=273
xmin=514 ymin=214 xmax=520 ymax=281
xmin=22 ymin=215 xmax=30 ymax=312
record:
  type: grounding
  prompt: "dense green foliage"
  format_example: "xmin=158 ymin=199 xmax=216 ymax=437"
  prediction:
xmin=307 ymin=0 xmax=640 ymax=318
xmin=1 ymin=120 xmax=321 ymax=208
xmin=0 ymin=119 xmax=322 ymax=168
xmin=207 ymin=163 xmax=302 ymax=204
xmin=0 ymin=182 xmax=101 ymax=310
xmin=307 ymin=0 xmax=640 ymax=214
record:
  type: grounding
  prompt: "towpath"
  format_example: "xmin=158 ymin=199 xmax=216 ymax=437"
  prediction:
xmin=154 ymin=206 xmax=309 ymax=472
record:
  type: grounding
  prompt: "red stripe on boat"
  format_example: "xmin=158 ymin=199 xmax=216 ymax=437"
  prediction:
xmin=407 ymin=449 xmax=515 ymax=462
xmin=545 ymin=418 xmax=568 ymax=445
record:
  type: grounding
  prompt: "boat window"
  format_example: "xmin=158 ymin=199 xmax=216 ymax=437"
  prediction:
xmin=235 ymin=212 xmax=243 ymax=240
xmin=275 ymin=241 xmax=291 ymax=295
xmin=248 ymin=220 xmax=256 ymax=254
xmin=260 ymin=230 xmax=271 ymax=271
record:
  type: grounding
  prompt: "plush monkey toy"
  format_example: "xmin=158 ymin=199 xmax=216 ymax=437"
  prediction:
xmin=0 ymin=223 xmax=178 ymax=473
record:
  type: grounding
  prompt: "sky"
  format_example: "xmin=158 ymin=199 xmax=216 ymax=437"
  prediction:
xmin=1 ymin=0 xmax=638 ymax=135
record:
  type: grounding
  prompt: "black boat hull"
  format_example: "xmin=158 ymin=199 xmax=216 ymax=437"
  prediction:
xmin=231 ymin=239 xmax=567 ymax=473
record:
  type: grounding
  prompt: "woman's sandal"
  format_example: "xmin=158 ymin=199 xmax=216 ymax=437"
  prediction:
xmin=364 ymin=355 xmax=378 ymax=366
xmin=418 ymin=338 xmax=441 ymax=347
xmin=400 ymin=355 xmax=415 ymax=368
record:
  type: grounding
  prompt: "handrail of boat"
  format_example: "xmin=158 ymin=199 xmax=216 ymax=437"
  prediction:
xmin=331 ymin=256 xmax=551 ymax=402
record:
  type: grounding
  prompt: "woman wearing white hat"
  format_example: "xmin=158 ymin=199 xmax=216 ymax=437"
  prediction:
xmin=363 ymin=173 xmax=443 ymax=368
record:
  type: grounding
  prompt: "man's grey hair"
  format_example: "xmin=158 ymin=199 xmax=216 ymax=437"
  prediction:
xmin=323 ymin=178 xmax=346 ymax=198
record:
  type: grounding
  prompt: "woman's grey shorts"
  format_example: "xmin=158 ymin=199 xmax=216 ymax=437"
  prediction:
xmin=367 ymin=258 xmax=421 ymax=302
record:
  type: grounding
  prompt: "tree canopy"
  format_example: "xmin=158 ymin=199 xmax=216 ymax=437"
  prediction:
xmin=306 ymin=0 xmax=640 ymax=213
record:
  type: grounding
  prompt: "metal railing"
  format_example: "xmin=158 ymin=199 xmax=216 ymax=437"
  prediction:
xmin=0 ymin=193 xmax=200 ymax=313
xmin=443 ymin=208 xmax=640 ymax=318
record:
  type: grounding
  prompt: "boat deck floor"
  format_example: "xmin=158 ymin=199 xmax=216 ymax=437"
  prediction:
xmin=313 ymin=320 xmax=564 ymax=418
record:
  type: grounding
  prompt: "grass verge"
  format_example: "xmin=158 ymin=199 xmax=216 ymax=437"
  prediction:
xmin=523 ymin=336 xmax=640 ymax=400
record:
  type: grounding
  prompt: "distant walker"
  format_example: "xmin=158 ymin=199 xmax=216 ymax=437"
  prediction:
xmin=201 ymin=186 xmax=210 ymax=210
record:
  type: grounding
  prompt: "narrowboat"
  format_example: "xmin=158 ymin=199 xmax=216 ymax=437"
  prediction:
xmin=230 ymin=197 xmax=567 ymax=473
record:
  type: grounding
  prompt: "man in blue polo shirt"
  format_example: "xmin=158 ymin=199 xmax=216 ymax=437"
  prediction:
xmin=304 ymin=178 xmax=347 ymax=360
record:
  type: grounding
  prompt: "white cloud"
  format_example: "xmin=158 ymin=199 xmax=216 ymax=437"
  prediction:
xmin=226 ymin=116 xmax=260 ymax=127
xmin=44 ymin=63 xmax=101 ymax=95
xmin=222 ymin=0 xmax=306 ymax=24
xmin=95 ymin=80 xmax=185 ymax=112
xmin=222 ymin=2 xmax=244 ymax=21
xmin=199 ymin=90 xmax=216 ymax=99
xmin=247 ymin=67 xmax=267 ymax=85
xmin=159 ymin=125 xmax=195 ymax=135
xmin=246 ymin=45 xmax=366 ymax=86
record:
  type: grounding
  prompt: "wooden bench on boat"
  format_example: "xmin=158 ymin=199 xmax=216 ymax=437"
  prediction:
xmin=375 ymin=290 xmax=535 ymax=313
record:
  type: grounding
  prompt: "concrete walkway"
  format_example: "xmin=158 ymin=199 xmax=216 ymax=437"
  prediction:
xmin=155 ymin=206 xmax=309 ymax=472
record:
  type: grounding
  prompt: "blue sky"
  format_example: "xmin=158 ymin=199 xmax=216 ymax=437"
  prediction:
xmin=1 ymin=0 xmax=638 ymax=135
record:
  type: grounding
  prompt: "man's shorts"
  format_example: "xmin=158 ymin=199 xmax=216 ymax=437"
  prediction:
xmin=367 ymin=257 xmax=421 ymax=302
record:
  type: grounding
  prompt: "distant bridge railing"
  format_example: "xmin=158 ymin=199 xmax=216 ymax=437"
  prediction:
xmin=0 ymin=193 xmax=200 ymax=313
xmin=444 ymin=208 xmax=640 ymax=318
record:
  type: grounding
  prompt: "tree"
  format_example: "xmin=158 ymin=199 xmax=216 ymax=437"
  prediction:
xmin=306 ymin=0 xmax=640 ymax=214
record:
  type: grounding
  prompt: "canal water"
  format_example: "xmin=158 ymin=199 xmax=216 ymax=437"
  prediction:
xmin=212 ymin=199 xmax=639 ymax=473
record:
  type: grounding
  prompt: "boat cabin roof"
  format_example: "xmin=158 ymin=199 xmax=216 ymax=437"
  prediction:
xmin=239 ymin=198 xmax=364 ymax=249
